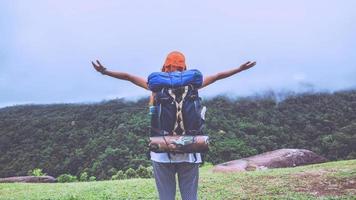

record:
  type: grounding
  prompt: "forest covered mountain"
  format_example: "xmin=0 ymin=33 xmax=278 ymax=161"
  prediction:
xmin=0 ymin=90 xmax=355 ymax=180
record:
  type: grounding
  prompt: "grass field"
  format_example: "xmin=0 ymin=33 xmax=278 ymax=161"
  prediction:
xmin=0 ymin=160 xmax=355 ymax=200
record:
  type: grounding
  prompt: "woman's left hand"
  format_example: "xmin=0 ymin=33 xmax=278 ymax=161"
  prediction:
xmin=92 ymin=60 xmax=107 ymax=74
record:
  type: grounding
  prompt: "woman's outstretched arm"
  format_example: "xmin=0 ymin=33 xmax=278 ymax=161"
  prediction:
xmin=92 ymin=60 xmax=149 ymax=90
xmin=200 ymin=61 xmax=256 ymax=88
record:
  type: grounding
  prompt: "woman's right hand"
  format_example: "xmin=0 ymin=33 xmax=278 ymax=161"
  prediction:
xmin=91 ymin=60 xmax=107 ymax=74
xmin=91 ymin=60 xmax=149 ymax=90
xmin=239 ymin=61 xmax=256 ymax=71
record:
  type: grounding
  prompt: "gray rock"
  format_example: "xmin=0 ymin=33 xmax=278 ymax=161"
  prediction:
xmin=213 ymin=148 xmax=327 ymax=173
xmin=0 ymin=176 xmax=56 ymax=183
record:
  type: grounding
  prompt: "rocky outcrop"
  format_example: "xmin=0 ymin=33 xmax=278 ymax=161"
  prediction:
xmin=0 ymin=176 xmax=56 ymax=183
xmin=213 ymin=149 xmax=327 ymax=173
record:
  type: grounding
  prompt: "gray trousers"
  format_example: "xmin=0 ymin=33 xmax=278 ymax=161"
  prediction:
xmin=152 ymin=161 xmax=199 ymax=200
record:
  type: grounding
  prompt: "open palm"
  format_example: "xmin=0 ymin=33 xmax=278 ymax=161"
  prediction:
xmin=240 ymin=61 xmax=256 ymax=71
xmin=91 ymin=60 xmax=106 ymax=73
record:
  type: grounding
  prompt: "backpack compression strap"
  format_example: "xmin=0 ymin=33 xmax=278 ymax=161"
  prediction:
xmin=167 ymin=86 xmax=189 ymax=135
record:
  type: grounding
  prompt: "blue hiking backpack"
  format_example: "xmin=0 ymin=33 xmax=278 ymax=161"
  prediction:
xmin=148 ymin=69 xmax=206 ymax=137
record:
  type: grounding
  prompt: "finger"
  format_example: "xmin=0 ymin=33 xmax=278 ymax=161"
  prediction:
xmin=245 ymin=61 xmax=252 ymax=66
xmin=92 ymin=62 xmax=102 ymax=71
xmin=96 ymin=60 xmax=103 ymax=66
xmin=248 ymin=62 xmax=256 ymax=67
xmin=91 ymin=61 xmax=97 ymax=68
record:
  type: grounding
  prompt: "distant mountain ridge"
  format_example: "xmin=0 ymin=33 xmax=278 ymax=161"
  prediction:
xmin=0 ymin=90 xmax=355 ymax=180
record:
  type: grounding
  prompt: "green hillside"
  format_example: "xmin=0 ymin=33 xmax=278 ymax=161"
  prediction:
xmin=0 ymin=90 xmax=355 ymax=180
xmin=0 ymin=160 xmax=355 ymax=200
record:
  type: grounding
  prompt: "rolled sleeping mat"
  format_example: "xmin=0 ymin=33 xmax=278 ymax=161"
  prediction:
xmin=149 ymin=135 xmax=209 ymax=153
xmin=147 ymin=69 xmax=203 ymax=92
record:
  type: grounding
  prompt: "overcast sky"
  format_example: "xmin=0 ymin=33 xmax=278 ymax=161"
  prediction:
xmin=1 ymin=0 xmax=355 ymax=108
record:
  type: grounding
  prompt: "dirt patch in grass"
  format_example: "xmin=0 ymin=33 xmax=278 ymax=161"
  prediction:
xmin=292 ymin=170 xmax=356 ymax=197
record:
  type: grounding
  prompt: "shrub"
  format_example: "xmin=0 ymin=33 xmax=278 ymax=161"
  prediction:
xmin=88 ymin=176 xmax=96 ymax=181
xmin=57 ymin=174 xmax=77 ymax=183
xmin=79 ymin=172 xmax=88 ymax=182
xmin=108 ymin=168 xmax=118 ymax=177
xmin=146 ymin=166 xmax=154 ymax=178
xmin=136 ymin=165 xmax=152 ymax=178
xmin=111 ymin=170 xmax=126 ymax=180
xmin=125 ymin=168 xmax=137 ymax=179
xmin=28 ymin=168 xmax=47 ymax=176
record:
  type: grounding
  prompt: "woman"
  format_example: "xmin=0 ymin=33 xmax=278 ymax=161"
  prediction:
xmin=92 ymin=51 xmax=256 ymax=200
